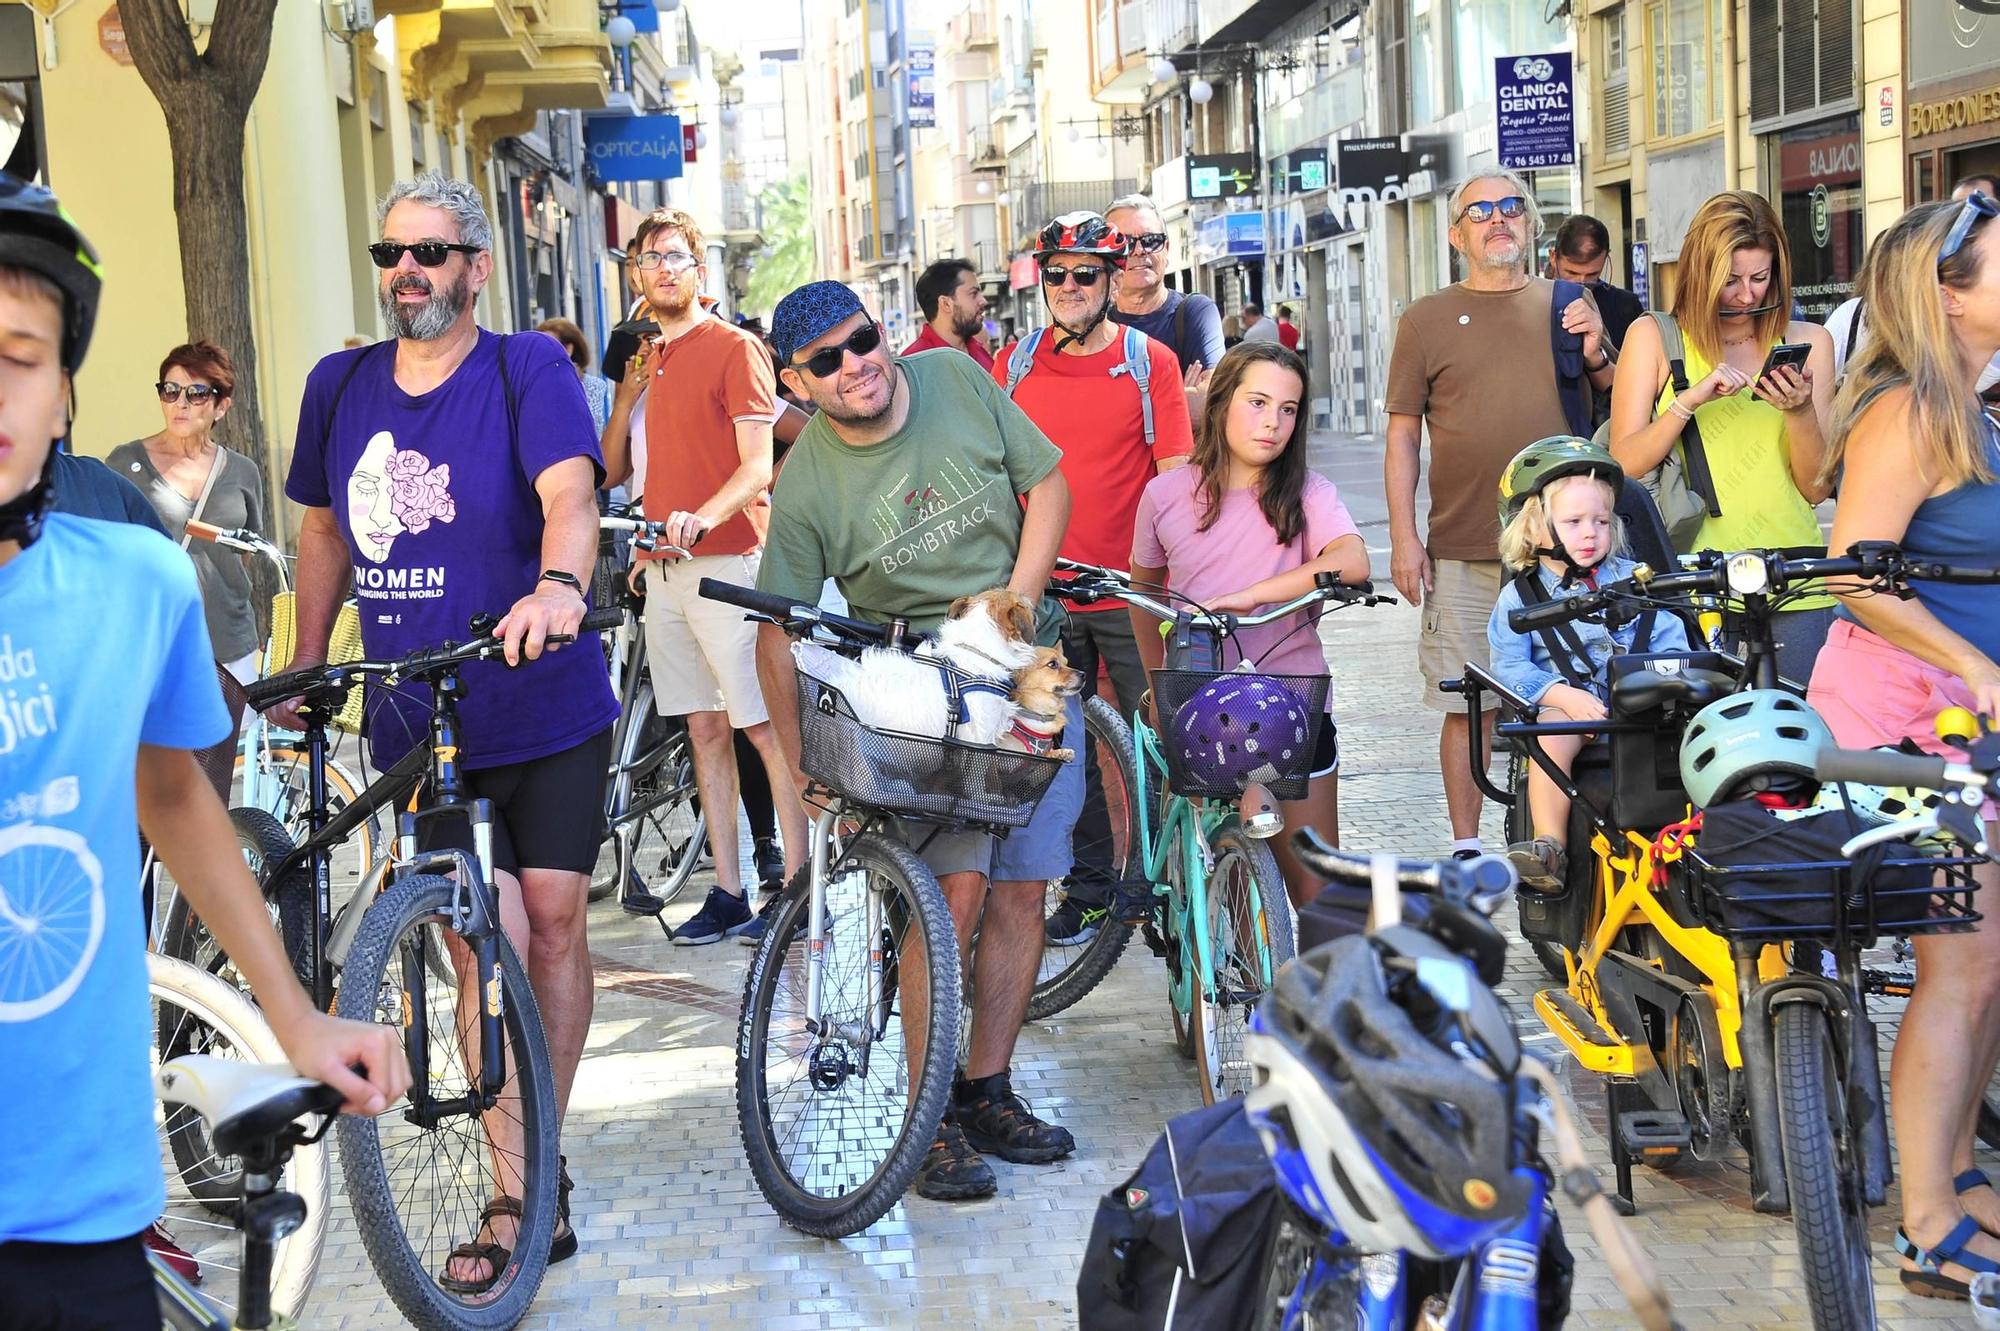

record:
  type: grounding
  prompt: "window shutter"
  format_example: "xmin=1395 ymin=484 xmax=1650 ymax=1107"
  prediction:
xmin=1749 ymin=0 xmax=1782 ymax=122
xmin=1751 ymin=0 xmax=1855 ymax=128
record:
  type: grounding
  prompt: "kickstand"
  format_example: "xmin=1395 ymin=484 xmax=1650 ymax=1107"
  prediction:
xmin=1609 ymin=1119 xmax=1638 ymax=1217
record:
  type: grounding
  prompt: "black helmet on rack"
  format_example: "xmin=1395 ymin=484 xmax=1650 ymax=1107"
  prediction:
xmin=0 ymin=172 xmax=104 ymax=374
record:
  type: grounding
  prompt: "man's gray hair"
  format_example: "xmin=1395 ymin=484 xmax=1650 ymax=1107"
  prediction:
xmin=1106 ymin=192 xmax=1162 ymax=223
xmin=1447 ymin=168 xmax=1542 ymax=238
xmin=378 ymin=171 xmax=493 ymax=252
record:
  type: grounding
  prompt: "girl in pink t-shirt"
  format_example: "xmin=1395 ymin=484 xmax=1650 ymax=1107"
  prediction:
xmin=1131 ymin=343 xmax=1369 ymax=905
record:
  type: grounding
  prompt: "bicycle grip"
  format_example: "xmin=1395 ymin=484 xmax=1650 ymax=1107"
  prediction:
xmin=698 ymin=578 xmax=812 ymax=620
xmin=579 ymin=607 xmax=624 ymax=634
xmin=1507 ymin=592 xmax=1601 ymax=634
xmin=184 ymin=518 xmax=224 ymax=543
xmin=243 ymin=668 xmax=320 ymax=712
xmin=1813 ymin=745 xmax=1948 ymax=790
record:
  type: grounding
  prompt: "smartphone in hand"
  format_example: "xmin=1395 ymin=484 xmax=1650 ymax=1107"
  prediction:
xmin=1759 ymin=342 xmax=1812 ymax=378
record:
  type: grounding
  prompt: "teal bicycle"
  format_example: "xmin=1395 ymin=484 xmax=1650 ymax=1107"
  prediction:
xmin=1051 ymin=561 xmax=1392 ymax=1101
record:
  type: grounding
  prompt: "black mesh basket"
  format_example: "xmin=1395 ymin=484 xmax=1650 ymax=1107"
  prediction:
xmin=794 ymin=669 xmax=1063 ymax=832
xmin=593 ymin=527 xmax=642 ymax=615
xmin=1675 ymin=799 xmax=1982 ymax=942
xmin=1150 ymin=670 xmax=1331 ymax=801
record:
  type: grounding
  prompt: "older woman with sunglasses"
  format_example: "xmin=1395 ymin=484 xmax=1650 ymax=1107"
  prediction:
xmin=108 ymin=340 xmax=267 ymax=683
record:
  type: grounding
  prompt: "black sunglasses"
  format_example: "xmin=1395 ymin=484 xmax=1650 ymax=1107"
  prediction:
xmin=793 ymin=321 xmax=884 ymax=377
xmin=1941 ymin=192 xmax=2000 ymax=268
xmin=368 ymin=241 xmax=482 ymax=269
xmin=1454 ymin=195 xmax=1528 ymax=224
xmin=1129 ymin=232 xmax=1168 ymax=252
xmin=1041 ymin=264 xmax=1107 ymax=287
xmin=156 ymin=381 xmax=221 ymax=405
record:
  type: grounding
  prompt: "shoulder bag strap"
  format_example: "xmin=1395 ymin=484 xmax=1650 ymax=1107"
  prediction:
xmin=1550 ymin=279 xmax=1592 ymax=437
xmin=494 ymin=332 xmax=520 ymax=452
xmin=1845 ymin=299 xmax=1864 ymax=367
xmin=1172 ymin=294 xmax=1189 ymax=366
xmin=1648 ymin=311 xmax=1722 ymax=517
xmin=178 ymin=444 xmax=230 ymax=550
xmin=1117 ymin=325 xmax=1156 ymax=447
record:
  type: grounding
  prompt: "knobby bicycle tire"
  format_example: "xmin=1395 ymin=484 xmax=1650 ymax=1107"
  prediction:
xmin=1194 ymin=822 xmax=1295 ymax=1105
xmin=1029 ymin=696 xmax=1141 ymax=1021
xmin=235 ymin=745 xmax=378 ymax=894
xmin=148 ymin=951 xmax=330 ymax=1322
xmin=335 ymin=873 xmax=559 ymax=1331
xmin=1773 ymin=1002 xmax=1876 ymax=1331
xmin=736 ymin=833 xmax=961 ymax=1237
xmin=160 ymin=807 xmax=313 ymax=996
xmin=593 ymin=680 xmax=706 ymax=905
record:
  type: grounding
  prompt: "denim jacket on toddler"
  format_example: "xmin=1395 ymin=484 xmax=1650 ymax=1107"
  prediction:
xmin=1485 ymin=555 xmax=1690 ymax=708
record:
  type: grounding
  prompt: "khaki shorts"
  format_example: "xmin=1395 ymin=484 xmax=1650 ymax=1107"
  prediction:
xmin=643 ymin=551 xmax=770 ymax=726
xmin=1418 ymin=557 xmax=1503 ymax=713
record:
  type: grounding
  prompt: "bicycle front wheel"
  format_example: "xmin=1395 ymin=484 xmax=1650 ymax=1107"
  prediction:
xmin=1774 ymin=1002 xmax=1876 ymax=1331
xmin=1193 ymin=822 xmax=1295 ymax=1105
xmin=1030 ymin=696 xmax=1140 ymax=1021
xmin=336 ymin=874 xmax=559 ymax=1331
xmin=594 ymin=684 xmax=705 ymax=905
xmin=150 ymin=952 xmax=330 ymax=1323
xmin=737 ymin=833 xmax=961 ymax=1237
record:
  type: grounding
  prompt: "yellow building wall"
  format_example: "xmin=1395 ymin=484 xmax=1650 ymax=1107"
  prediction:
xmin=1861 ymin=0 xmax=1904 ymax=242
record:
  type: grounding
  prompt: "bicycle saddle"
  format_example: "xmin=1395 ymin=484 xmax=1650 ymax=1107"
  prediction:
xmin=1610 ymin=667 xmax=1733 ymax=715
xmin=155 ymin=1056 xmax=342 ymax=1160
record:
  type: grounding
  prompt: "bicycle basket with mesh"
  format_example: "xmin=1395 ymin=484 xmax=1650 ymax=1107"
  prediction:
xmin=1151 ymin=669 xmax=1330 ymax=801
xmin=794 ymin=669 xmax=1062 ymax=831
xmin=266 ymin=593 xmax=366 ymax=732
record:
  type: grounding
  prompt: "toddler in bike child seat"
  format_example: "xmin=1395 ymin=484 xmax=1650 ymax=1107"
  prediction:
xmin=1486 ymin=438 xmax=1689 ymax=890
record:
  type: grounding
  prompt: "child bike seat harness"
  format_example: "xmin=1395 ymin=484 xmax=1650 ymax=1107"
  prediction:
xmin=1511 ymin=566 xmax=1659 ymax=695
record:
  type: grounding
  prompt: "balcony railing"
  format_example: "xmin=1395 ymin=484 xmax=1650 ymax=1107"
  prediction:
xmin=1017 ymin=179 xmax=1138 ymax=233
xmin=969 ymin=125 xmax=1005 ymax=171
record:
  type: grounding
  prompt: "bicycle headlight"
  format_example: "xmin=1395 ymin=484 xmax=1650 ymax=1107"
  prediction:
xmin=1725 ymin=552 xmax=1770 ymax=597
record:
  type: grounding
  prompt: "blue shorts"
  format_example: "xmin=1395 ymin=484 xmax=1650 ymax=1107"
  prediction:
xmin=891 ymin=693 xmax=1086 ymax=883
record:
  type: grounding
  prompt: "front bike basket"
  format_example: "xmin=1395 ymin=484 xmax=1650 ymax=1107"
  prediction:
xmin=794 ymin=669 xmax=1062 ymax=832
xmin=266 ymin=593 xmax=366 ymax=733
xmin=1150 ymin=669 xmax=1331 ymax=801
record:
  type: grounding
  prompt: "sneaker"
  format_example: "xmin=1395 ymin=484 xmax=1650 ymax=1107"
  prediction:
xmin=1506 ymin=837 xmax=1567 ymax=891
xmin=914 ymin=1120 xmax=997 ymax=1201
xmin=672 ymin=886 xmax=754 ymax=945
xmin=142 ymin=1219 xmax=201 ymax=1284
xmin=1044 ymin=894 xmax=1105 ymax=947
xmin=1451 ymin=847 xmax=1483 ymax=861
xmin=957 ymin=1074 xmax=1075 ymax=1164
xmin=737 ymin=891 xmax=782 ymax=946
xmin=752 ymin=837 xmax=785 ymax=894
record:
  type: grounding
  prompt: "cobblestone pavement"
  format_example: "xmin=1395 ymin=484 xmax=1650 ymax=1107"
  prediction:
xmin=302 ymin=432 xmax=1964 ymax=1328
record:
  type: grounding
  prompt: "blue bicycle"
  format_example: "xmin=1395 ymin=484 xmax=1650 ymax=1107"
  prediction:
xmin=1243 ymin=839 xmax=1679 ymax=1331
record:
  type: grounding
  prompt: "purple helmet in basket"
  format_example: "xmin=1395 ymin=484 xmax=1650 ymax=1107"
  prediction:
xmin=1171 ymin=675 xmax=1312 ymax=792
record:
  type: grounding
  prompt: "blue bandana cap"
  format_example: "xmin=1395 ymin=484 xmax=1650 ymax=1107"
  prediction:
xmin=770 ymin=280 xmax=868 ymax=365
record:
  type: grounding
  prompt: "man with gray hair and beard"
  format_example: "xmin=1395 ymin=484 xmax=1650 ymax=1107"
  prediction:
xmin=278 ymin=171 xmax=613 ymax=1289
xmin=1383 ymin=168 xmax=1610 ymax=858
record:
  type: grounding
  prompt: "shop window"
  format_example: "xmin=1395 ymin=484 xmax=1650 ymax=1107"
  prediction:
xmin=1410 ymin=0 xmax=1436 ymax=129
xmin=1773 ymin=113 xmax=1861 ymax=319
xmin=1749 ymin=0 xmax=1855 ymax=129
xmin=1646 ymin=0 xmax=1726 ymax=142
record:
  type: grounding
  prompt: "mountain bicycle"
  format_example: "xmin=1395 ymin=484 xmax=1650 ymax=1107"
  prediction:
xmin=697 ymin=578 xmax=1065 ymax=1236
xmin=149 ymin=954 xmax=338 ymax=1330
xmin=1246 ymin=839 xmax=1679 ymax=1331
xmin=1456 ymin=542 xmax=2000 ymax=1331
xmin=237 ymin=609 xmax=620 ymax=1329
xmin=1051 ymin=560 xmax=1393 ymax=1102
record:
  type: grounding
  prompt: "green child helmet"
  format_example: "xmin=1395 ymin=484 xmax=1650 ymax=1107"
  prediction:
xmin=1496 ymin=435 xmax=1623 ymax=529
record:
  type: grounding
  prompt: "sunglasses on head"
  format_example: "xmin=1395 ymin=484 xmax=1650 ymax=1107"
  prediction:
xmin=368 ymin=241 xmax=482 ymax=269
xmin=1941 ymin=192 xmax=2000 ymax=268
xmin=1041 ymin=263 xmax=1107 ymax=287
xmin=1455 ymin=196 xmax=1528 ymax=224
xmin=156 ymin=381 xmax=221 ymax=405
xmin=794 ymin=321 xmax=883 ymax=377
xmin=1129 ymin=232 xmax=1168 ymax=252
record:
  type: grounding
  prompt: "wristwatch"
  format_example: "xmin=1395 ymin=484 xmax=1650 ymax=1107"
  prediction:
xmin=537 ymin=569 xmax=584 ymax=596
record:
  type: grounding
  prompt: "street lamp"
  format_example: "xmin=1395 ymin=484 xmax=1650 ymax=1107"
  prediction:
xmin=605 ymin=14 xmax=636 ymax=46
xmin=694 ymin=127 xmax=709 ymax=149
xmin=720 ymin=105 xmax=739 ymax=128
xmin=1150 ymin=57 xmax=1176 ymax=85
xmin=1189 ymin=78 xmax=1213 ymax=105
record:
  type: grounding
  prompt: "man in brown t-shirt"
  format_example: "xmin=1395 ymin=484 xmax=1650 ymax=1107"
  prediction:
xmin=1383 ymin=169 xmax=1611 ymax=854
xmin=605 ymin=207 xmax=807 ymax=943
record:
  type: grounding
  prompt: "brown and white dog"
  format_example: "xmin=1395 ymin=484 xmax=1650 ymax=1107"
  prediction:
xmin=996 ymin=644 xmax=1085 ymax=762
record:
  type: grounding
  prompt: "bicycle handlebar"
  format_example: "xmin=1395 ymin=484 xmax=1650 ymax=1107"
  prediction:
xmin=697 ymin=578 xmax=896 ymax=647
xmin=1052 ymin=559 xmax=1392 ymax=625
xmin=242 ymin=607 xmax=624 ymax=712
xmin=1292 ymin=838 xmax=1519 ymax=904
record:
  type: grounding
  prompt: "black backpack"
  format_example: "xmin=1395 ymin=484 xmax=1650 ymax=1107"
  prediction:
xmin=1078 ymin=1098 xmax=1281 ymax=1331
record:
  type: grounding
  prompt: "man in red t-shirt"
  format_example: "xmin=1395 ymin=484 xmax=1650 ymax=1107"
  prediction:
xmin=902 ymin=257 xmax=994 ymax=370
xmin=1276 ymin=304 xmax=1302 ymax=352
xmin=997 ymin=211 xmax=1192 ymax=945
xmin=605 ymin=207 xmax=807 ymax=944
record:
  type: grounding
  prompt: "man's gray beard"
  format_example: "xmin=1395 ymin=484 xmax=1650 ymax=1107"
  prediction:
xmin=380 ymin=272 xmax=471 ymax=341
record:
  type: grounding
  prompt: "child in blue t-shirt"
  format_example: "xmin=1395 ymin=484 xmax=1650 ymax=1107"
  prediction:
xmin=0 ymin=174 xmax=407 ymax=1327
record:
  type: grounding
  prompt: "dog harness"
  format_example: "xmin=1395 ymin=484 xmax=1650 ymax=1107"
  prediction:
xmin=1004 ymin=713 xmax=1063 ymax=757
xmin=925 ymin=657 xmax=1016 ymax=732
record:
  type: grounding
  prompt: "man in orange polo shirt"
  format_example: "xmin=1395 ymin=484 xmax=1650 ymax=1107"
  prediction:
xmin=609 ymin=207 xmax=807 ymax=944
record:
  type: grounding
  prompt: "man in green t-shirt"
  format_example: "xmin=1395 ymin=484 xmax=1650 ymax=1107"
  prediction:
xmin=756 ymin=281 xmax=1079 ymax=1202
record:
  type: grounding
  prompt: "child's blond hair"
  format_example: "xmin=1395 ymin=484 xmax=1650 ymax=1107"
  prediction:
xmin=1497 ymin=473 xmax=1625 ymax=571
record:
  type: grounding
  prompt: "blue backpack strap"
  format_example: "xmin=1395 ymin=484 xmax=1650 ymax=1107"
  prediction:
xmin=1004 ymin=328 xmax=1044 ymax=396
xmin=1108 ymin=325 xmax=1156 ymax=447
xmin=1550 ymin=278 xmax=1591 ymax=438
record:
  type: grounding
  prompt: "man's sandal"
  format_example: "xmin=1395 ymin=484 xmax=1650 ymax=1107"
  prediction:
xmin=439 ymin=1196 xmax=522 ymax=1295
xmin=552 ymin=1156 xmax=577 ymax=1265
xmin=1895 ymin=1216 xmax=2000 ymax=1299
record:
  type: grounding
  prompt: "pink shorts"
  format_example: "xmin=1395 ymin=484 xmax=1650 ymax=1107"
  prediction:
xmin=1807 ymin=618 xmax=1992 ymax=813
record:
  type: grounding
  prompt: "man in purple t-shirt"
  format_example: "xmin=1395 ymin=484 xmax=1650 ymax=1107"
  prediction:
xmin=281 ymin=172 xmax=614 ymax=1283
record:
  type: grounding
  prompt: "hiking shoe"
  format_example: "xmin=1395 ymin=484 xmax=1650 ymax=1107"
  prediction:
xmin=1045 ymin=895 xmax=1105 ymax=946
xmin=1506 ymin=837 xmax=1567 ymax=892
xmin=957 ymin=1075 xmax=1075 ymax=1164
xmin=914 ymin=1121 xmax=996 ymax=1201
xmin=753 ymin=837 xmax=785 ymax=894
xmin=737 ymin=890 xmax=782 ymax=946
xmin=142 ymin=1220 xmax=200 ymax=1284
xmin=673 ymin=886 xmax=753 ymax=945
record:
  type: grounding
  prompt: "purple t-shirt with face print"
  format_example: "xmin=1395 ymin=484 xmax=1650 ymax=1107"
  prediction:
xmin=286 ymin=330 xmax=616 ymax=770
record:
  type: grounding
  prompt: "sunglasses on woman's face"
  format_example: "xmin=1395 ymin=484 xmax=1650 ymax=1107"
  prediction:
xmin=1941 ymin=192 xmax=2000 ymax=268
xmin=1454 ymin=195 xmax=1528 ymax=224
xmin=1041 ymin=264 xmax=1107 ymax=287
xmin=794 ymin=321 xmax=884 ymax=378
xmin=156 ymin=382 xmax=221 ymax=405
xmin=368 ymin=241 xmax=482 ymax=269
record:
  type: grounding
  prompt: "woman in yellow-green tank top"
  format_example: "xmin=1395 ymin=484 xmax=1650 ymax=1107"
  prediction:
xmin=1608 ymin=190 xmax=1838 ymax=684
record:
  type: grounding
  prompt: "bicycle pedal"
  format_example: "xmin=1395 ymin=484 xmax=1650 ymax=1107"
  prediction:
xmin=1110 ymin=883 xmax=1156 ymax=926
xmin=620 ymin=890 xmax=667 ymax=919
xmin=1616 ymin=1110 xmax=1692 ymax=1157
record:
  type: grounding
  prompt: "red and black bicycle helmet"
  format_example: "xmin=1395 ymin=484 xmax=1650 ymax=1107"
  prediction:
xmin=1033 ymin=211 xmax=1130 ymax=267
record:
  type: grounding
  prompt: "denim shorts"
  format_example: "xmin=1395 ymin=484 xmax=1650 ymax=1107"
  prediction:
xmin=890 ymin=693 xmax=1086 ymax=883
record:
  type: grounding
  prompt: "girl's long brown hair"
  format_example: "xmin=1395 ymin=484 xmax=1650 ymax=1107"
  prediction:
xmin=1192 ymin=341 xmax=1311 ymax=544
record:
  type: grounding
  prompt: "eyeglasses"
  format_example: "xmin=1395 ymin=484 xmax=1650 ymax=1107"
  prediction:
xmin=368 ymin=241 xmax=481 ymax=269
xmin=793 ymin=321 xmax=884 ymax=377
xmin=633 ymin=250 xmax=700 ymax=273
xmin=1941 ymin=191 xmax=2000 ymax=268
xmin=1129 ymin=233 xmax=1168 ymax=253
xmin=156 ymin=382 xmax=221 ymax=405
xmin=1040 ymin=264 xmax=1107 ymax=288
xmin=1454 ymin=196 xmax=1529 ymax=225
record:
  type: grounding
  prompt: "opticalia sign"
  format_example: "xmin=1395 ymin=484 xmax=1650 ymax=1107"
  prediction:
xmin=1494 ymin=51 xmax=1575 ymax=171
xmin=584 ymin=114 xmax=685 ymax=183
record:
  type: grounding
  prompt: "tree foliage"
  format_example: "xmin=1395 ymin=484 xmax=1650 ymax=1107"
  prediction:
xmin=742 ymin=172 xmax=814 ymax=318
